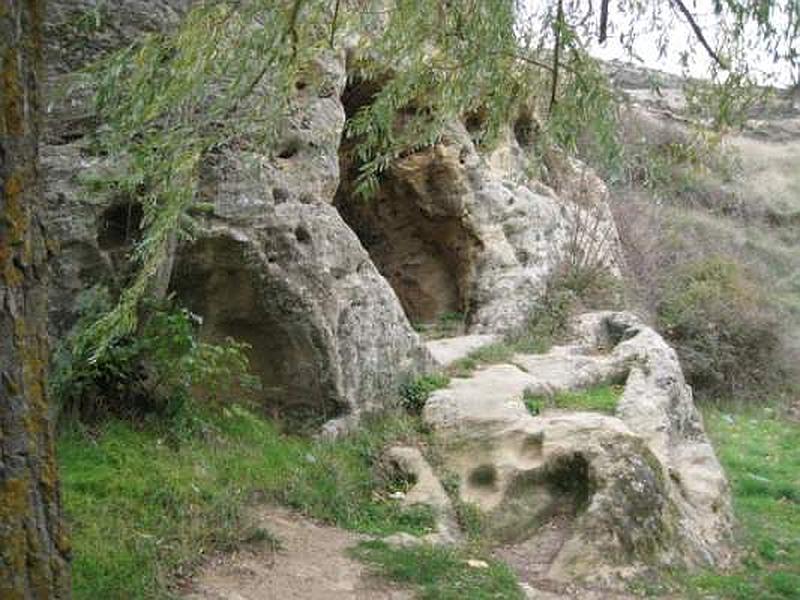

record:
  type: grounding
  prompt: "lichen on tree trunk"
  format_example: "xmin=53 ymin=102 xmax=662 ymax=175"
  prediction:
xmin=1 ymin=0 xmax=71 ymax=597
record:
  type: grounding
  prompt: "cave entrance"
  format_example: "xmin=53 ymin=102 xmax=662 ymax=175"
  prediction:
xmin=335 ymin=174 xmax=476 ymax=325
xmin=335 ymin=84 xmax=481 ymax=328
xmin=170 ymin=235 xmax=341 ymax=429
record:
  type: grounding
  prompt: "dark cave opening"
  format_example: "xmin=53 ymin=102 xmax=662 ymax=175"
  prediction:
xmin=334 ymin=80 xmax=481 ymax=327
xmin=97 ymin=201 xmax=143 ymax=250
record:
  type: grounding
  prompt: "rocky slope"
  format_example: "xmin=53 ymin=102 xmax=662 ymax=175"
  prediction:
xmin=42 ymin=1 xmax=738 ymax=593
xmin=43 ymin=1 xmax=619 ymax=427
xmin=419 ymin=313 xmax=732 ymax=592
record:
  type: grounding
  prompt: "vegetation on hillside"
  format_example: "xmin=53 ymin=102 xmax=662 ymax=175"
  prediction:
xmin=69 ymin=0 xmax=800 ymax=361
xmin=46 ymin=1 xmax=800 ymax=598
xmin=60 ymin=409 xmax=433 ymax=598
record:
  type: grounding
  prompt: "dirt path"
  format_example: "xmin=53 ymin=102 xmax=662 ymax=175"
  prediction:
xmin=182 ymin=506 xmax=412 ymax=600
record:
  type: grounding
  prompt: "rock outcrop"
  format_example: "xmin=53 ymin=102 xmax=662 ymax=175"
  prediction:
xmin=167 ymin=51 xmax=433 ymax=426
xmin=42 ymin=3 xmax=738 ymax=595
xmin=41 ymin=4 xmax=431 ymax=426
xmin=423 ymin=312 xmax=733 ymax=587
xmin=336 ymin=123 xmax=622 ymax=334
xmin=41 ymin=1 xmax=623 ymax=427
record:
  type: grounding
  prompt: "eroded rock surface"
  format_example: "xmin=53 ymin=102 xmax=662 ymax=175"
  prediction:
xmin=423 ymin=312 xmax=733 ymax=588
xmin=166 ymin=52 xmax=431 ymax=425
xmin=336 ymin=124 xmax=622 ymax=334
xmin=41 ymin=4 xmax=432 ymax=426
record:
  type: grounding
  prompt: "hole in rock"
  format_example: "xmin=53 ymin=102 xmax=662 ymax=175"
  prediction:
xmin=294 ymin=226 xmax=311 ymax=244
xmin=277 ymin=139 xmax=301 ymax=160
xmin=543 ymin=452 xmax=593 ymax=512
xmin=513 ymin=110 xmax=537 ymax=148
xmin=469 ymin=464 xmax=498 ymax=490
xmin=335 ymin=82 xmax=482 ymax=327
xmin=170 ymin=235 xmax=343 ymax=430
xmin=463 ymin=107 xmax=489 ymax=138
xmin=272 ymin=187 xmax=290 ymax=203
xmin=493 ymin=452 xmax=594 ymax=545
xmin=334 ymin=164 xmax=481 ymax=325
xmin=97 ymin=201 xmax=143 ymax=250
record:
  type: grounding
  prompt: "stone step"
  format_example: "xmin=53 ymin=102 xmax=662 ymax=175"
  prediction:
xmin=424 ymin=334 xmax=500 ymax=367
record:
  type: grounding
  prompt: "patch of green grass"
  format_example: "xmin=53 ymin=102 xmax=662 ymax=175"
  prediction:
xmin=350 ymin=540 xmax=524 ymax=599
xmin=674 ymin=407 xmax=800 ymax=599
xmin=523 ymin=384 xmax=623 ymax=416
xmin=399 ymin=373 xmax=451 ymax=415
xmin=446 ymin=342 xmax=519 ymax=377
xmin=445 ymin=326 xmax=570 ymax=379
xmin=413 ymin=312 xmax=466 ymax=340
xmin=60 ymin=407 xmax=435 ymax=599
xmin=438 ymin=471 xmax=487 ymax=543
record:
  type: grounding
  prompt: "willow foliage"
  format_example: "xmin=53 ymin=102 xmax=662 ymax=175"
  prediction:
xmin=78 ymin=0 xmax=537 ymax=354
xmin=79 ymin=0 xmax=798 ymax=357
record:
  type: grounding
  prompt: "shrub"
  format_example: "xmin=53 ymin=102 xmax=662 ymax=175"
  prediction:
xmin=656 ymin=257 xmax=785 ymax=401
xmin=399 ymin=374 xmax=451 ymax=416
xmin=51 ymin=286 xmax=257 ymax=426
xmin=512 ymin=269 xmax=619 ymax=355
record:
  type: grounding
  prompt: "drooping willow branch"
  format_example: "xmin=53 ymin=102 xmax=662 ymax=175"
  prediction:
xmin=550 ymin=0 xmax=564 ymax=113
xmin=599 ymin=0 xmax=610 ymax=43
xmin=669 ymin=0 xmax=728 ymax=68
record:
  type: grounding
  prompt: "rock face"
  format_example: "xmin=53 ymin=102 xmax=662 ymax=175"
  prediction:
xmin=336 ymin=125 xmax=622 ymax=333
xmin=423 ymin=312 xmax=733 ymax=586
xmin=41 ymin=1 xmax=623 ymax=426
xmin=166 ymin=52 xmax=432 ymax=425
xmin=41 ymin=4 xmax=431 ymax=426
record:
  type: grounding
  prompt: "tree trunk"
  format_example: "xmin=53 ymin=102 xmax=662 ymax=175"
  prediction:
xmin=1 ymin=1 xmax=71 ymax=597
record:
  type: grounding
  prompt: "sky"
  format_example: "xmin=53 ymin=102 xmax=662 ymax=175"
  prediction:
xmin=519 ymin=0 xmax=797 ymax=88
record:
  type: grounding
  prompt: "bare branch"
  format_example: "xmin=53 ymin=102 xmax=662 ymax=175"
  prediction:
xmin=550 ymin=0 xmax=564 ymax=114
xmin=599 ymin=0 xmax=610 ymax=43
xmin=669 ymin=0 xmax=728 ymax=68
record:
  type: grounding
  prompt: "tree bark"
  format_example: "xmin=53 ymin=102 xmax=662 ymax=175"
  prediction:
xmin=1 ymin=1 xmax=71 ymax=597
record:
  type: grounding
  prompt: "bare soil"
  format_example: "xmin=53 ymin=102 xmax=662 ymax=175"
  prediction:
xmin=181 ymin=506 xmax=412 ymax=600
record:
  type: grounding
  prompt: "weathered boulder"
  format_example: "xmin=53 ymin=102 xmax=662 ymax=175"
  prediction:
xmin=335 ymin=123 xmax=622 ymax=334
xmin=165 ymin=51 xmax=431 ymax=426
xmin=423 ymin=312 xmax=733 ymax=586
xmin=41 ymin=4 xmax=432 ymax=426
xmin=381 ymin=446 xmax=460 ymax=546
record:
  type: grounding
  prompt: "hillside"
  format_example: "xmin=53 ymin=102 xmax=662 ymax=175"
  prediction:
xmin=2 ymin=2 xmax=798 ymax=599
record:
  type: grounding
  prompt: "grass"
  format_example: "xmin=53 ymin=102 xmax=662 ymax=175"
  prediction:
xmin=686 ymin=407 xmax=800 ymax=599
xmin=413 ymin=312 xmax=466 ymax=340
xmin=523 ymin=384 xmax=623 ymax=415
xmin=446 ymin=342 xmax=517 ymax=377
xmin=59 ymin=406 xmax=436 ymax=599
xmin=399 ymin=373 xmax=451 ymax=415
xmin=350 ymin=540 xmax=524 ymax=599
xmin=445 ymin=334 xmax=557 ymax=378
xmin=648 ymin=406 xmax=800 ymax=599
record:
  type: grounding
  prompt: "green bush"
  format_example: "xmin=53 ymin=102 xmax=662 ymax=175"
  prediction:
xmin=399 ymin=374 xmax=451 ymax=415
xmin=51 ymin=286 xmax=256 ymax=426
xmin=656 ymin=257 xmax=784 ymax=401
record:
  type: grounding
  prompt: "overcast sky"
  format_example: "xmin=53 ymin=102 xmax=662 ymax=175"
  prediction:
xmin=519 ymin=0 xmax=796 ymax=88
